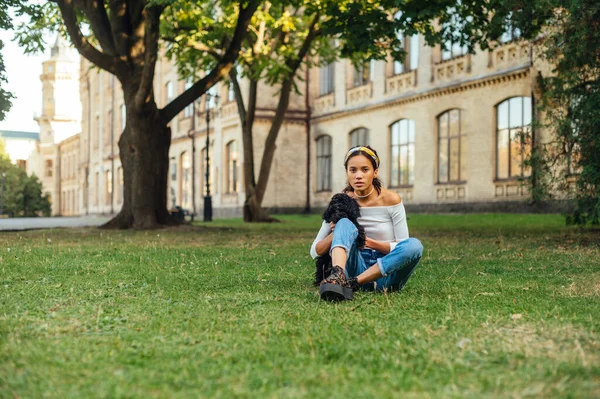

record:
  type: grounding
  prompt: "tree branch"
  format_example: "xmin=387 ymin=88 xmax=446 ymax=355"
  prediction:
xmin=286 ymin=14 xmax=320 ymax=74
xmin=231 ymin=69 xmax=257 ymax=190
xmin=82 ymin=0 xmax=117 ymax=56
xmin=134 ymin=4 xmax=162 ymax=109
xmin=160 ymin=0 xmax=259 ymax=122
xmin=253 ymin=2 xmax=271 ymax=56
xmin=107 ymin=0 xmax=131 ymax=56
xmin=246 ymin=77 xmax=257 ymax=133
xmin=255 ymin=13 xmax=320 ymax=204
xmin=229 ymin=68 xmax=246 ymax=122
xmin=164 ymin=36 xmax=224 ymax=60
xmin=55 ymin=0 xmax=116 ymax=74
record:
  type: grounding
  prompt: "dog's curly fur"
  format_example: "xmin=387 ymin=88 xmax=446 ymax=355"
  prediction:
xmin=314 ymin=194 xmax=366 ymax=286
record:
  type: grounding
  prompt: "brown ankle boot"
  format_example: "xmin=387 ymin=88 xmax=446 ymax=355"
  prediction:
xmin=319 ymin=266 xmax=353 ymax=301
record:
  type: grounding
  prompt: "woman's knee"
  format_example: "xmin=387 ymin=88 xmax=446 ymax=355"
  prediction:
xmin=333 ymin=218 xmax=358 ymax=236
xmin=406 ymin=238 xmax=423 ymax=258
xmin=331 ymin=218 xmax=358 ymax=245
xmin=334 ymin=218 xmax=354 ymax=230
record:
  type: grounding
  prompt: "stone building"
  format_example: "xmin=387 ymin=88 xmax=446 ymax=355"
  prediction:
xmin=39 ymin=30 xmax=543 ymax=217
xmin=0 ymin=130 xmax=40 ymax=175
xmin=34 ymin=35 xmax=81 ymax=215
xmin=309 ymin=35 xmax=538 ymax=210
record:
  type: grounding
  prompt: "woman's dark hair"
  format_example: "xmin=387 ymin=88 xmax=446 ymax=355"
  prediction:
xmin=342 ymin=145 xmax=383 ymax=195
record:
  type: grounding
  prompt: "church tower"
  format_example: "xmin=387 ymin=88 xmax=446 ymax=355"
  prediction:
xmin=35 ymin=35 xmax=81 ymax=215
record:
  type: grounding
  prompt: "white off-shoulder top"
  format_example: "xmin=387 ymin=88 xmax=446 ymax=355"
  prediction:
xmin=309 ymin=202 xmax=409 ymax=259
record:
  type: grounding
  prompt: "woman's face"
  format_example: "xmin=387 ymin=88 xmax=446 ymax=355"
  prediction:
xmin=346 ymin=154 xmax=378 ymax=191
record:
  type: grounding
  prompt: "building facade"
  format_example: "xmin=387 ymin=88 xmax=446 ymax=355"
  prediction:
xmin=34 ymin=35 xmax=81 ymax=215
xmin=0 ymin=130 xmax=40 ymax=175
xmin=309 ymin=37 xmax=539 ymax=210
xmin=35 ymin=32 xmax=545 ymax=217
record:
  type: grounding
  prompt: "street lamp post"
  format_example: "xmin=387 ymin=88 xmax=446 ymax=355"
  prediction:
xmin=203 ymin=91 xmax=219 ymax=222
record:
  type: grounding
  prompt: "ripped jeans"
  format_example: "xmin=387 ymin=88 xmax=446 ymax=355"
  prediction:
xmin=330 ymin=218 xmax=423 ymax=292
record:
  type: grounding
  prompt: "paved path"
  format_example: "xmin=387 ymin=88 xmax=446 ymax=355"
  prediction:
xmin=0 ymin=216 xmax=112 ymax=231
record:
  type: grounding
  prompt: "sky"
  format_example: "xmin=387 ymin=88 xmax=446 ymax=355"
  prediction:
xmin=0 ymin=30 xmax=54 ymax=133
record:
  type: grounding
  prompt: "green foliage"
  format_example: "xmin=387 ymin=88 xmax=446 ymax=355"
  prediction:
xmin=0 ymin=40 xmax=13 ymax=122
xmin=526 ymin=1 xmax=600 ymax=225
xmin=0 ymin=154 xmax=51 ymax=217
xmin=0 ymin=214 xmax=599 ymax=396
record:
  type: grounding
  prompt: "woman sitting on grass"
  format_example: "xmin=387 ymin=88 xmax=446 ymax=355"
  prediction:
xmin=310 ymin=145 xmax=423 ymax=301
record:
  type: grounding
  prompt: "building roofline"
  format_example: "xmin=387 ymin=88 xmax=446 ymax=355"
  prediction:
xmin=0 ymin=130 xmax=40 ymax=141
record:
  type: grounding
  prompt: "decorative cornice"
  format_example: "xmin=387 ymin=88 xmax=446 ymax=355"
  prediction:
xmin=311 ymin=65 xmax=531 ymax=124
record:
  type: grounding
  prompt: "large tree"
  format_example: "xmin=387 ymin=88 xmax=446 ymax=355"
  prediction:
xmin=165 ymin=0 xmax=431 ymax=222
xmin=10 ymin=0 xmax=258 ymax=228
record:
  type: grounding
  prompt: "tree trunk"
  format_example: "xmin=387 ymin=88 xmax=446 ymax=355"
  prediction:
xmin=243 ymin=189 xmax=279 ymax=222
xmin=102 ymin=93 xmax=176 ymax=229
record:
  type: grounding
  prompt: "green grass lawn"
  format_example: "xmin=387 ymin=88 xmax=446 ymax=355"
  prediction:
xmin=1 ymin=214 xmax=599 ymax=398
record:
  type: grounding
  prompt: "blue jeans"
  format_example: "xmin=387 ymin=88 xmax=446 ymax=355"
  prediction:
xmin=330 ymin=218 xmax=423 ymax=292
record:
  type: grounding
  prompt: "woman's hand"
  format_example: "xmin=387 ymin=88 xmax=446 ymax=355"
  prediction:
xmin=364 ymin=236 xmax=391 ymax=254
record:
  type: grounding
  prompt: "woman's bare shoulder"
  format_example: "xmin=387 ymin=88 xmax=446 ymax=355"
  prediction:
xmin=381 ymin=188 xmax=402 ymax=206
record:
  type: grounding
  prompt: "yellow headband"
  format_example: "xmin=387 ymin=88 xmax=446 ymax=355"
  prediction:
xmin=344 ymin=146 xmax=380 ymax=167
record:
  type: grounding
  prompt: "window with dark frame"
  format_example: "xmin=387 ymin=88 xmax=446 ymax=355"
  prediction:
xmin=390 ymin=119 xmax=415 ymax=187
xmin=496 ymin=97 xmax=532 ymax=179
xmin=500 ymin=13 xmax=522 ymax=44
xmin=316 ymin=135 xmax=332 ymax=192
xmin=181 ymin=151 xmax=191 ymax=210
xmin=438 ymin=109 xmax=467 ymax=183
xmin=226 ymin=141 xmax=239 ymax=193
xmin=441 ymin=10 xmax=468 ymax=61
xmin=349 ymin=128 xmax=370 ymax=147
xmin=353 ymin=61 xmax=373 ymax=87
xmin=319 ymin=62 xmax=335 ymax=96
xmin=184 ymin=79 xmax=194 ymax=118
xmin=393 ymin=12 xmax=420 ymax=74
xmin=45 ymin=159 xmax=53 ymax=177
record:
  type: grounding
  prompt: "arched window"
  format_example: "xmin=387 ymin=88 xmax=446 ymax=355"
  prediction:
xmin=438 ymin=109 xmax=466 ymax=183
xmin=45 ymin=159 xmax=53 ymax=177
xmin=180 ymin=151 xmax=191 ymax=209
xmin=226 ymin=141 xmax=239 ymax=193
xmin=349 ymin=128 xmax=369 ymax=147
xmin=316 ymin=135 xmax=332 ymax=192
xmin=390 ymin=120 xmax=415 ymax=187
xmin=496 ymin=97 xmax=532 ymax=179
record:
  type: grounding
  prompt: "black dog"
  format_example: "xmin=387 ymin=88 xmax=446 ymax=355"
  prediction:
xmin=314 ymin=193 xmax=366 ymax=286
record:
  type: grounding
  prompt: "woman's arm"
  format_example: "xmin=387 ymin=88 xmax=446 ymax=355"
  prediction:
xmin=315 ymin=233 xmax=334 ymax=256
xmin=310 ymin=221 xmax=332 ymax=259
xmin=365 ymin=237 xmax=391 ymax=255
